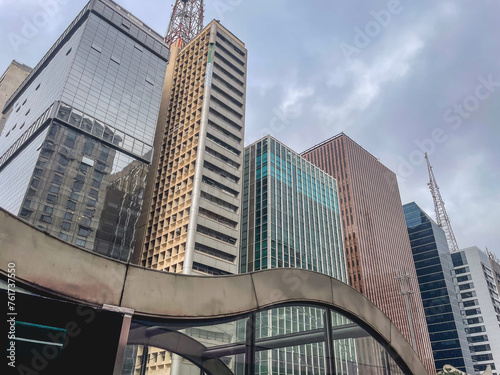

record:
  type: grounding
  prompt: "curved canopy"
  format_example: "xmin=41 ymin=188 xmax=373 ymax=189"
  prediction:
xmin=0 ymin=208 xmax=428 ymax=374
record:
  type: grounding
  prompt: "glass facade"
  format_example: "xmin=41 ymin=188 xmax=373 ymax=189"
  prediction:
xmin=126 ymin=304 xmax=407 ymax=375
xmin=0 ymin=0 xmax=169 ymax=261
xmin=241 ymin=136 xmax=350 ymax=374
xmin=241 ymin=136 xmax=346 ymax=279
xmin=403 ymin=202 xmax=474 ymax=373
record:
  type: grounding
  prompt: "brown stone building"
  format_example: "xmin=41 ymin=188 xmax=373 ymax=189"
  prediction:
xmin=302 ymin=133 xmax=435 ymax=374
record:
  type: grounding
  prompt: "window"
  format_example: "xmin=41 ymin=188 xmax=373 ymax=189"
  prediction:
xmin=461 ymin=291 xmax=476 ymax=299
xmin=20 ymin=209 xmax=32 ymax=218
xmin=96 ymin=161 xmax=106 ymax=172
xmin=467 ymin=326 xmax=486 ymax=334
xmin=94 ymin=171 xmax=104 ymax=182
xmin=75 ymin=239 xmax=86 ymax=247
xmin=87 ymin=198 xmax=96 ymax=207
xmin=463 ymin=300 xmax=478 ymax=308
xmin=43 ymin=206 xmax=53 ymax=214
xmin=84 ymin=140 xmax=95 ymax=156
xmin=99 ymin=146 xmax=109 ymax=161
xmin=73 ymin=180 xmax=84 ymax=192
xmin=61 ymin=222 xmax=71 ymax=231
xmin=64 ymin=212 xmax=74 ymax=221
xmin=40 ymin=215 xmax=52 ymax=224
xmin=467 ymin=335 xmax=488 ymax=343
xmin=78 ymin=226 xmax=91 ymax=237
xmin=472 ymin=354 xmax=494 ymax=362
xmin=59 ymin=233 xmax=68 ymax=241
xmin=48 ymin=124 xmax=58 ymax=139
xmin=66 ymin=200 xmax=77 ymax=210
xmin=459 ymin=283 xmax=474 ymax=291
xmin=79 ymin=217 xmax=91 ymax=227
xmin=46 ymin=194 xmax=57 ymax=204
xmin=64 ymin=130 xmax=77 ymax=148
xmin=457 ymin=275 xmax=472 ymax=282
xmin=52 ymin=174 xmax=63 ymax=185
xmin=467 ymin=317 xmax=484 ymax=324
xmin=465 ymin=308 xmax=481 ymax=316
xmin=59 ymin=154 xmax=70 ymax=166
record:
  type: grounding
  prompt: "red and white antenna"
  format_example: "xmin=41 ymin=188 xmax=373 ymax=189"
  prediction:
xmin=165 ymin=0 xmax=204 ymax=47
xmin=425 ymin=153 xmax=460 ymax=252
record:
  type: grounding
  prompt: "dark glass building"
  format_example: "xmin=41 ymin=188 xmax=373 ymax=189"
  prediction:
xmin=0 ymin=0 xmax=169 ymax=261
xmin=403 ymin=202 xmax=474 ymax=373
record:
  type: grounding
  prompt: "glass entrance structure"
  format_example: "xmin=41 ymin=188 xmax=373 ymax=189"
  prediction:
xmin=0 ymin=207 xmax=429 ymax=375
xmin=125 ymin=305 xmax=406 ymax=375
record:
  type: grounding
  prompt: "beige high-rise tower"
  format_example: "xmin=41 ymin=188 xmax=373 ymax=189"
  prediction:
xmin=132 ymin=20 xmax=247 ymax=374
xmin=134 ymin=20 xmax=247 ymax=275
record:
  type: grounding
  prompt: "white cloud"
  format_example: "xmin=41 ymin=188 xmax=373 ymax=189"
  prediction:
xmin=279 ymin=85 xmax=314 ymax=119
xmin=314 ymin=32 xmax=424 ymax=130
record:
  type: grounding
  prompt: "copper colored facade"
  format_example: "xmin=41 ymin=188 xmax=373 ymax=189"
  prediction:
xmin=302 ymin=133 xmax=435 ymax=374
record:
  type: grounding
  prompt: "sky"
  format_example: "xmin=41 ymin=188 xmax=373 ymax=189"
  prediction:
xmin=0 ymin=0 xmax=498 ymax=257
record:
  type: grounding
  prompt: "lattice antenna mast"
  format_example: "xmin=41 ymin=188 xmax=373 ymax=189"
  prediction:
xmin=425 ymin=153 xmax=459 ymax=252
xmin=165 ymin=0 xmax=204 ymax=47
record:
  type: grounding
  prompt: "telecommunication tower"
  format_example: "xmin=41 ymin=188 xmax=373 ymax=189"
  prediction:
xmin=165 ymin=0 xmax=204 ymax=47
xmin=425 ymin=153 xmax=460 ymax=252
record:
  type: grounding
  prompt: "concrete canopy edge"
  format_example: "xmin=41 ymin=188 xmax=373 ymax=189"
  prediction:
xmin=0 ymin=208 xmax=428 ymax=374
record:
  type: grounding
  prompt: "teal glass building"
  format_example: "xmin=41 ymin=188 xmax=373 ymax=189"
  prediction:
xmin=241 ymin=136 xmax=360 ymax=374
xmin=240 ymin=136 xmax=346 ymax=279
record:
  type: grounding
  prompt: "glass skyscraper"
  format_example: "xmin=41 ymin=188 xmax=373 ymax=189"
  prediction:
xmin=0 ymin=0 xmax=169 ymax=261
xmin=241 ymin=136 xmax=346 ymax=277
xmin=403 ymin=202 xmax=474 ymax=374
xmin=241 ymin=136 xmax=356 ymax=374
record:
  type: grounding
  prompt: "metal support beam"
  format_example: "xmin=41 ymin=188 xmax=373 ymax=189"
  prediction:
xmin=139 ymin=345 xmax=149 ymax=375
xmin=103 ymin=305 xmax=135 ymax=375
xmin=324 ymin=310 xmax=336 ymax=375
xmin=244 ymin=312 xmax=256 ymax=375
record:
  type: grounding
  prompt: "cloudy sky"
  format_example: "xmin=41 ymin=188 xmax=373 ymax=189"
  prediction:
xmin=0 ymin=0 xmax=498 ymax=257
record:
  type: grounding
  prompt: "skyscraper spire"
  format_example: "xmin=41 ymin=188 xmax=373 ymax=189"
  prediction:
xmin=425 ymin=153 xmax=460 ymax=252
xmin=165 ymin=0 xmax=204 ymax=47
